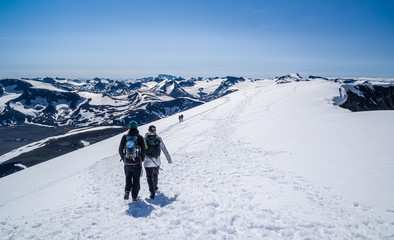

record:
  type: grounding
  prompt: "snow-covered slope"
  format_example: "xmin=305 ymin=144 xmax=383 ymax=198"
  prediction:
xmin=0 ymin=79 xmax=393 ymax=239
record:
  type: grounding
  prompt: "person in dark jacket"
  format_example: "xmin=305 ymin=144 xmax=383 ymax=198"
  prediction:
xmin=118 ymin=121 xmax=146 ymax=201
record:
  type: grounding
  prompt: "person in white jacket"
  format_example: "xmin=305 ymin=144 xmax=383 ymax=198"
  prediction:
xmin=144 ymin=125 xmax=172 ymax=199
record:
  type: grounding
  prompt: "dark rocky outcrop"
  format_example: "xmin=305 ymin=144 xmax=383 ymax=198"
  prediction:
xmin=275 ymin=73 xmax=308 ymax=84
xmin=0 ymin=79 xmax=33 ymax=91
xmin=203 ymin=76 xmax=245 ymax=101
xmin=43 ymin=77 xmax=56 ymax=84
xmin=179 ymin=79 xmax=196 ymax=87
xmin=308 ymin=76 xmax=329 ymax=80
xmin=340 ymin=85 xmax=394 ymax=111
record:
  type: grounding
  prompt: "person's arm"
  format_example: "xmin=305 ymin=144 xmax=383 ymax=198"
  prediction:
xmin=118 ymin=135 xmax=126 ymax=159
xmin=160 ymin=138 xmax=172 ymax=163
xmin=139 ymin=135 xmax=146 ymax=161
xmin=143 ymin=133 xmax=148 ymax=146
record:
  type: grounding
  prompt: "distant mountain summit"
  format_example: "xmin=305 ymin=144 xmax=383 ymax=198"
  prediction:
xmin=274 ymin=73 xmax=308 ymax=84
xmin=149 ymin=79 xmax=195 ymax=98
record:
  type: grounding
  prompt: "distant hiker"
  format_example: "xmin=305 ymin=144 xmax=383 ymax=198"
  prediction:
xmin=144 ymin=125 xmax=172 ymax=199
xmin=178 ymin=114 xmax=184 ymax=122
xmin=119 ymin=121 xmax=146 ymax=201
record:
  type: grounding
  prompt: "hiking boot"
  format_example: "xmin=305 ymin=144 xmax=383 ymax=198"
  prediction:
xmin=150 ymin=192 xmax=155 ymax=199
xmin=132 ymin=197 xmax=139 ymax=202
xmin=124 ymin=191 xmax=130 ymax=200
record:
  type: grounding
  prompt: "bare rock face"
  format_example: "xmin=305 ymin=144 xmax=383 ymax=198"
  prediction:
xmin=275 ymin=73 xmax=308 ymax=84
xmin=340 ymin=85 xmax=394 ymax=111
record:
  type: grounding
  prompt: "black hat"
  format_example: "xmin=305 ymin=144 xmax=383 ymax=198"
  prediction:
xmin=148 ymin=125 xmax=156 ymax=132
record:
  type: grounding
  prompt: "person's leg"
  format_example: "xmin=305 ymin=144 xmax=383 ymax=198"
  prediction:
xmin=148 ymin=167 xmax=159 ymax=198
xmin=131 ymin=165 xmax=142 ymax=199
xmin=145 ymin=167 xmax=155 ymax=193
xmin=124 ymin=165 xmax=132 ymax=199
xmin=152 ymin=167 xmax=159 ymax=191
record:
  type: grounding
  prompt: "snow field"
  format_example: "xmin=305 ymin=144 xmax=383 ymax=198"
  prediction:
xmin=0 ymin=80 xmax=393 ymax=239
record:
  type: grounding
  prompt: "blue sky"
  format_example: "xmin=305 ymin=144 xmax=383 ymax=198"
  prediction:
xmin=0 ymin=0 xmax=393 ymax=78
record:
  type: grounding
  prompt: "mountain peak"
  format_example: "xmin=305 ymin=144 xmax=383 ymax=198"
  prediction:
xmin=275 ymin=73 xmax=307 ymax=84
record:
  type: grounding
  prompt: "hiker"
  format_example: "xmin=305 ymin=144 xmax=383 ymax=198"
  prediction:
xmin=144 ymin=125 xmax=172 ymax=199
xmin=178 ymin=114 xmax=184 ymax=122
xmin=118 ymin=121 xmax=146 ymax=201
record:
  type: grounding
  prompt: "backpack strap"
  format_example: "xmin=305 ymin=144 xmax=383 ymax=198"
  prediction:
xmin=126 ymin=135 xmax=137 ymax=142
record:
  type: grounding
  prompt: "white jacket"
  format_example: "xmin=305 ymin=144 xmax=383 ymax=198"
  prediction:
xmin=144 ymin=132 xmax=172 ymax=168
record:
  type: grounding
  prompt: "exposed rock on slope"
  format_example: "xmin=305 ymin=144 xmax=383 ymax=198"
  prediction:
xmin=340 ymin=84 xmax=394 ymax=111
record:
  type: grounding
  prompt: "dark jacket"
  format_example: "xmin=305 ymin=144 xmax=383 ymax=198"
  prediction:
xmin=119 ymin=129 xmax=146 ymax=164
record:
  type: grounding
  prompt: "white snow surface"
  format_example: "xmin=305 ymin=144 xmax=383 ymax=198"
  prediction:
xmin=0 ymin=92 xmax=22 ymax=113
xmin=0 ymin=80 xmax=393 ymax=239
xmin=183 ymin=79 xmax=224 ymax=97
xmin=77 ymin=92 xmax=127 ymax=106
xmin=24 ymin=79 xmax=68 ymax=93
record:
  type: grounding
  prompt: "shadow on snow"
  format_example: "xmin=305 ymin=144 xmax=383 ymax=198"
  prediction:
xmin=125 ymin=192 xmax=178 ymax=218
xmin=146 ymin=191 xmax=178 ymax=207
xmin=125 ymin=201 xmax=155 ymax=218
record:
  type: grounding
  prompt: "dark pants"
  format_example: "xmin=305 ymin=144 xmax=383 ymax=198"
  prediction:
xmin=124 ymin=164 xmax=142 ymax=199
xmin=145 ymin=167 xmax=159 ymax=193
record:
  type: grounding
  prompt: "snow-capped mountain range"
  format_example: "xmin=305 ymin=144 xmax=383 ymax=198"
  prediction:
xmin=0 ymin=75 xmax=246 ymax=127
xmin=1 ymin=74 xmax=393 ymax=128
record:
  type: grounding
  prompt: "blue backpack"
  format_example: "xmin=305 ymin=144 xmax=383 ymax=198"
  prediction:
xmin=125 ymin=136 xmax=141 ymax=159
